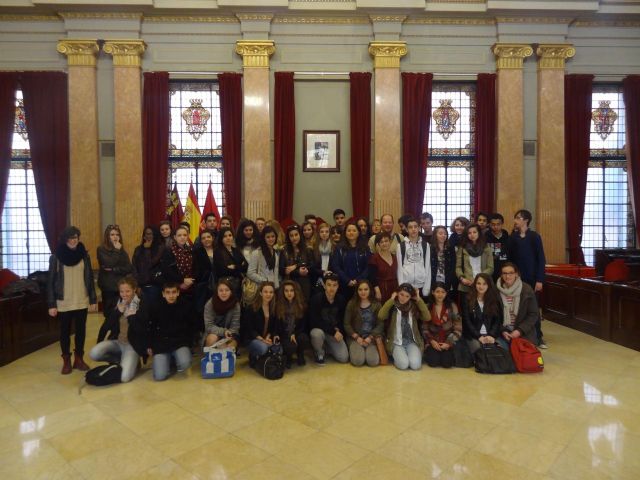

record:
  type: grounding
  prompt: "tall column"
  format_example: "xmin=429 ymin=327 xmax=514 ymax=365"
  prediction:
xmin=492 ymin=44 xmax=533 ymax=223
xmin=103 ymin=40 xmax=146 ymax=251
xmin=536 ymin=44 xmax=576 ymax=263
xmin=56 ymin=40 xmax=101 ymax=267
xmin=369 ymin=41 xmax=407 ymax=223
xmin=235 ymin=40 xmax=275 ymax=220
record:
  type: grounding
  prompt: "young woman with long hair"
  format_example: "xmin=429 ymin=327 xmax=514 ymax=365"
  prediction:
xmin=449 ymin=216 xmax=470 ymax=251
xmin=97 ymin=224 xmax=133 ymax=342
xmin=213 ymin=226 xmax=247 ymax=297
xmin=47 ymin=226 xmax=98 ymax=374
xmin=344 ymin=280 xmax=383 ymax=367
xmin=379 ymin=283 xmax=430 ymax=371
xmin=246 ymin=281 xmax=278 ymax=366
xmin=159 ymin=220 xmax=173 ymax=249
xmin=235 ymin=219 xmax=260 ymax=263
xmin=423 ymin=282 xmax=461 ymax=368
xmin=275 ymin=280 xmax=310 ymax=367
xmin=462 ymin=273 xmax=502 ymax=354
xmin=430 ymin=225 xmax=456 ymax=292
xmin=455 ymin=224 xmax=494 ymax=313
xmin=193 ymin=229 xmax=216 ymax=325
xmin=280 ymin=224 xmax=317 ymax=301
xmin=247 ymin=226 xmax=281 ymax=289
xmin=203 ymin=278 xmax=241 ymax=350
xmin=131 ymin=225 xmax=164 ymax=304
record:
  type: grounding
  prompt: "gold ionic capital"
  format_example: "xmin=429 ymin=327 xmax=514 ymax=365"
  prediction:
xmin=103 ymin=40 xmax=146 ymax=67
xmin=57 ymin=39 xmax=99 ymax=67
xmin=235 ymin=40 xmax=275 ymax=69
xmin=492 ymin=43 xmax=533 ymax=70
xmin=368 ymin=41 xmax=407 ymax=69
xmin=536 ymin=44 xmax=576 ymax=70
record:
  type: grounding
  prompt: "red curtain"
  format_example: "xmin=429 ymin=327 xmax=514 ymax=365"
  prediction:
xmin=402 ymin=73 xmax=433 ymax=217
xmin=274 ymin=72 xmax=295 ymax=221
xmin=20 ymin=72 xmax=70 ymax=250
xmin=564 ymin=74 xmax=594 ymax=264
xmin=0 ymin=73 xmax=17 ymax=221
xmin=218 ymin=73 xmax=243 ymax=222
xmin=142 ymin=72 xmax=169 ymax=226
xmin=350 ymin=72 xmax=372 ymax=218
xmin=623 ymin=75 xmax=640 ymax=243
xmin=474 ymin=73 xmax=496 ymax=215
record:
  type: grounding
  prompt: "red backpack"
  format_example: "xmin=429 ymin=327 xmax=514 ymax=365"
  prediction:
xmin=510 ymin=337 xmax=544 ymax=373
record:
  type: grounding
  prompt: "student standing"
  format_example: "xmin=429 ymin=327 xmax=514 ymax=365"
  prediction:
xmin=236 ymin=219 xmax=259 ymax=264
xmin=485 ymin=213 xmax=511 ymax=283
xmin=396 ymin=218 xmax=432 ymax=299
xmin=131 ymin=225 xmax=164 ymax=305
xmin=213 ymin=227 xmax=247 ymax=297
xmin=430 ymin=225 xmax=456 ymax=292
xmin=247 ymin=226 xmax=282 ymax=289
xmin=455 ymin=224 xmax=494 ymax=313
xmin=330 ymin=221 xmax=371 ymax=299
xmin=368 ymin=231 xmax=398 ymax=304
xmin=47 ymin=226 xmax=98 ymax=374
xmin=281 ymin=224 xmax=316 ymax=301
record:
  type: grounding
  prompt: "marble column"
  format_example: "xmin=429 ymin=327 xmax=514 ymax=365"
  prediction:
xmin=56 ymin=40 xmax=101 ymax=267
xmin=492 ymin=44 xmax=533 ymax=224
xmin=103 ymin=40 xmax=146 ymax=253
xmin=536 ymin=44 xmax=576 ymax=263
xmin=235 ymin=40 xmax=275 ymax=221
xmin=369 ymin=42 xmax=407 ymax=223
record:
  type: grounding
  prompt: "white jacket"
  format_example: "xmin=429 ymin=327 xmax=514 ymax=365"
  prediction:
xmin=396 ymin=238 xmax=431 ymax=297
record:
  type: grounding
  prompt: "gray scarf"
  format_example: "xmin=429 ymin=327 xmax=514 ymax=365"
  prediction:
xmin=497 ymin=277 xmax=522 ymax=327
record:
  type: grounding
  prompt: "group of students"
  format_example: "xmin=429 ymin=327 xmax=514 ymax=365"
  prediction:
xmin=46 ymin=206 xmax=546 ymax=381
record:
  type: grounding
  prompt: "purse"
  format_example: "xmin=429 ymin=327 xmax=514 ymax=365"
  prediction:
xmin=254 ymin=342 xmax=285 ymax=380
xmin=473 ymin=343 xmax=515 ymax=374
xmin=375 ymin=335 xmax=389 ymax=365
xmin=242 ymin=277 xmax=259 ymax=306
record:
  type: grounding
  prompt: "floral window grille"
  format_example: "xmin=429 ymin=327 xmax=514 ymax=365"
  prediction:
xmin=423 ymin=82 xmax=476 ymax=229
xmin=168 ymin=81 xmax=225 ymax=215
xmin=582 ymin=84 xmax=635 ymax=266
xmin=0 ymin=90 xmax=50 ymax=277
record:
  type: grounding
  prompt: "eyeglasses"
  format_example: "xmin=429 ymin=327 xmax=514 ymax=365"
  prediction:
xmin=501 ymin=271 xmax=517 ymax=276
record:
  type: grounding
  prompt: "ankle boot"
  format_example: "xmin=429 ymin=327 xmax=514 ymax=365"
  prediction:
xmin=73 ymin=351 xmax=90 ymax=371
xmin=61 ymin=354 xmax=72 ymax=375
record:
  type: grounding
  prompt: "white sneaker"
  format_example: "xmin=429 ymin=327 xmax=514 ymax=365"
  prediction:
xmin=539 ymin=342 xmax=548 ymax=349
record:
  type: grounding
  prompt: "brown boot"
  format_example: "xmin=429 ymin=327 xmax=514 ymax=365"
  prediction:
xmin=61 ymin=354 xmax=72 ymax=374
xmin=72 ymin=351 xmax=90 ymax=371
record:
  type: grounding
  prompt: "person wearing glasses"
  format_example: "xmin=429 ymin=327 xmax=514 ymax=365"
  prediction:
xmin=97 ymin=224 xmax=133 ymax=342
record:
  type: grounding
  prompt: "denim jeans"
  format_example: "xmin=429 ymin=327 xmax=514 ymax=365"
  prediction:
xmin=152 ymin=346 xmax=192 ymax=381
xmin=392 ymin=343 xmax=422 ymax=370
xmin=248 ymin=339 xmax=270 ymax=359
xmin=89 ymin=340 xmax=139 ymax=383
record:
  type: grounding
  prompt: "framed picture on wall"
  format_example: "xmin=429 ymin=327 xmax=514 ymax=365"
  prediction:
xmin=303 ymin=130 xmax=340 ymax=172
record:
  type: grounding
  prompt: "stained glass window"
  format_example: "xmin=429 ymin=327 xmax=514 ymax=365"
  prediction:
xmin=1 ymin=89 xmax=50 ymax=277
xmin=169 ymin=81 xmax=224 ymax=215
xmin=423 ymin=83 xmax=476 ymax=229
xmin=582 ymin=84 xmax=635 ymax=266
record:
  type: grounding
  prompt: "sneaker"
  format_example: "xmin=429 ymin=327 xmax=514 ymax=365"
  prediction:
xmin=315 ymin=355 xmax=326 ymax=366
xmin=538 ymin=342 xmax=548 ymax=349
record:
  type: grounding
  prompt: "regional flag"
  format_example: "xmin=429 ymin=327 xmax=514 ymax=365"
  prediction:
xmin=182 ymin=183 xmax=202 ymax=243
xmin=167 ymin=183 xmax=184 ymax=231
xmin=201 ymin=182 xmax=221 ymax=232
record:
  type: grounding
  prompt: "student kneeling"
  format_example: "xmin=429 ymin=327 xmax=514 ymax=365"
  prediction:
xmin=146 ymin=283 xmax=193 ymax=381
xmin=344 ymin=280 xmax=383 ymax=367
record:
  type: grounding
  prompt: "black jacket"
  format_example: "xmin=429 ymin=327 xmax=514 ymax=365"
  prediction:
xmin=132 ymin=244 xmax=164 ymax=286
xmin=160 ymin=246 xmax=193 ymax=285
xmin=145 ymin=297 xmax=193 ymax=354
xmin=246 ymin=306 xmax=279 ymax=340
xmin=462 ymin=301 xmax=502 ymax=340
xmin=485 ymin=229 xmax=511 ymax=281
xmin=213 ymin=246 xmax=247 ymax=280
xmin=430 ymin=245 xmax=456 ymax=291
xmin=47 ymin=253 xmax=97 ymax=308
xmin=104 ymin=301 xmax=150 ymax=360
xmin=97 ymin=246 xmax=133 ymax=292
xmin=308 ymin=292 xmax=346 ymax=335
xmin=192 ymin=245 xmax=214 ymax=284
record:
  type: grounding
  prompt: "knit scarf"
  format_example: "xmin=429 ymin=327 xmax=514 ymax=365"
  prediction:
xmin=394 ymin=298 xmax=414 ymax=323
xmin=171 ymin=243 xmax=193 ymax=278
xmin=464 ymin=242 xmax=484 ymax=257
xmin=212 ymin=294 xmax=237 ymax=316
xmin=497 ymin=277 xmax=522 ymax=327
xmin=55 ymin=242 xmax=87 ymax=267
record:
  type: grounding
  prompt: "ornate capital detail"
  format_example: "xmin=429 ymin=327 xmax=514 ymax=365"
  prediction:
xmin=57 ymin=39 xmax=99 ymax=67
xmin=59 ymin=12 xmax=142 ymax=20
xmin=235 ymin=40 xmax=275 ymax=68
xmin=369 ymin=15 xmax=407 ymax=23
xmin=492 ymin=43 xmax=533 ymax=70
xmin=368 ymin=41 xmax=407 ymax=69
xmin=103 ymin=40 xmax=146 ymax=67
xmin=536 ymin=44 xmax=576 ymax=70
xmin=236 ymin=13 xmax=274 ymax=22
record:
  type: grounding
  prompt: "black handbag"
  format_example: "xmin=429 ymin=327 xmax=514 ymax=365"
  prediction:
xmin=254 ymin=343 xmax=285 ymax=380
xmin=453 ymin=339 xmax=474 ymax=368
xmin=474 ymin=343 xmax=515 ymax=374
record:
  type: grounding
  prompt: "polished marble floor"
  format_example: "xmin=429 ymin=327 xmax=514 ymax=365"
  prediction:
xmin=1 ymin=315 xmax=639 ymax=479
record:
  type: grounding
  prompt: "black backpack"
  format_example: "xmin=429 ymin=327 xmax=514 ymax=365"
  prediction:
xmin=254 ymin=344 xmax=285 ymax=380
xmin=399 ymin=239 xmax=429 ymax=267
xmin=85 ymin=364 xmax=123 ymax=386
xmin=473 ymin=344 xmax=516 ymax=374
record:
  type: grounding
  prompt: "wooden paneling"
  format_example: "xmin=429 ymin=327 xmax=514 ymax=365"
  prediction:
xmin=610 ymin=285 xmax=640 ymax=351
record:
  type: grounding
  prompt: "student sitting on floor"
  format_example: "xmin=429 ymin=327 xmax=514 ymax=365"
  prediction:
xmin=423 ymin=282 xmax=461 ymax=368
xmin=343 ymin=279 xmax=383 ymax=367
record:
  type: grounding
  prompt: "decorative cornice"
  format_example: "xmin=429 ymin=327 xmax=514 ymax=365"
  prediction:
xmin=57 ymin=39 xmax=100 ymax=67
xmin=273 ymin=15 xmax=369 ymax=24
xmin=144 ymin=15 xmax=238 ymax=23
xmin=573 ymin=19 xmax=640 ymax=27
xmin=536 ymin=44 xmax=575 ymax=70
xmin=236 ymin=13 xmax=274 ymax=22
xmin=369 ymin=15 xmax=407 ymax=23
xmin=496 ymin=16 xmax=573 ymax=24
xmin=368 ymin=41 xmax=407 ymax=69
xmin=405 ymin=16 xmax=495 ymax=25
xmin=492 ymin=43 xmax=533 ymax=70
xmin=103 ymin=40 xmax=146 ymax=67
xmin=0 ymin=14 xmax=59 ymax=22
xmin=235 ymin=40 xmax=275 ymax=68
xmin=59 ymin=12 xmax=142 ymax=20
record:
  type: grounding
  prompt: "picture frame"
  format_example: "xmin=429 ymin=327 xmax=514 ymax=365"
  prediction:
xmin=303 ymin=130 xmax=340 ymax=172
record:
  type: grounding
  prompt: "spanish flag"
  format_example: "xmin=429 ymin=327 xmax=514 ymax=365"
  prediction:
xmin=182 ymin=183 xmax=202 ymax=243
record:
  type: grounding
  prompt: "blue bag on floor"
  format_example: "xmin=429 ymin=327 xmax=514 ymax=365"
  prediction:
xmin=201 ymin=339 xmax=236 ymax=379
